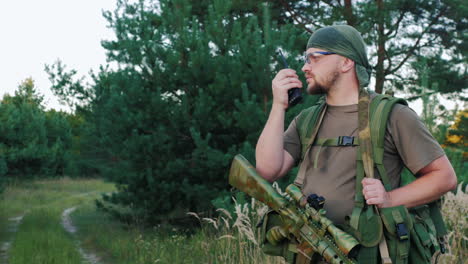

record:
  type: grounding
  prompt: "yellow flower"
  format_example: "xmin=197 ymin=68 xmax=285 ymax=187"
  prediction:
xmin=447 ymin=134 xmax=462 ymax=144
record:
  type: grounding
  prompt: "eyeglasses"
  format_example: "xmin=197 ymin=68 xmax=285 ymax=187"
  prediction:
xmin=303 ymin=51 xmax=336 ymax=64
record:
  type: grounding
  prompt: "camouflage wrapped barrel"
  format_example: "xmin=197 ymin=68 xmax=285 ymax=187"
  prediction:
xmin=229 ymin=154 xmax=359 ymax=264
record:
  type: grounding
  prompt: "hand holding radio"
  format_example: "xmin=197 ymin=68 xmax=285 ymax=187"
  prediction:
xmin=271 ymin=50 xmax=303 ymax=109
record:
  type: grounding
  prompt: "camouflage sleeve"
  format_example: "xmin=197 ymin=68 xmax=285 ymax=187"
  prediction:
xmin=387 ymin=104 xmax=445 ymax=175
xmin=284 ymin=116 xmax=301 ymax=163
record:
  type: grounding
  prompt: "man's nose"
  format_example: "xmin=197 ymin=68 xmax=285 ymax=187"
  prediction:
xmin=301 ymin=63 xmax=310 ymax=73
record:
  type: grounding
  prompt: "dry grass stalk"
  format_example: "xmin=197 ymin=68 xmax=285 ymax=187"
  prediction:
xmin=438 ymin=183 xmax=468 ymax=263
xmin=187 ymin=198 xmax=284 ymax=263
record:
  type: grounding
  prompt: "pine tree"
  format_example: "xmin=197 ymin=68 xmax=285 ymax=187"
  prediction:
xmin=0 ymin=79 xmax=74 ymax=177
xmin=247 ymin=0 xmax=467 ymax=97
xmin=47 ymin=0 xmax=317 ymax=223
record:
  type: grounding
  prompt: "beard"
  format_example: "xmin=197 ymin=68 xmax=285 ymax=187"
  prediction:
xmin=306 ymin=70 xmax=340 ymax=95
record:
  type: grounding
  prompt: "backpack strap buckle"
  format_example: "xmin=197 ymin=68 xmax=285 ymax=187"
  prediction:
xmin=338 ymin=136 xmax=355 ymax=146
xmin=438 ymin=236 xmax=447 ymax=254
xmin=396 ymin=223 xmax=409 ymax=241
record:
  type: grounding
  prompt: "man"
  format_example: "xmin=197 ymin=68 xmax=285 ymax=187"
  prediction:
xmin=255 ymin=25 xmax=457 ymax=262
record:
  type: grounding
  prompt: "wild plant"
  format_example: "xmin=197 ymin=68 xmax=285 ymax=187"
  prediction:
xmin=188 ymin=188 xmax=284 ymax=264
xmin=438 ymin=183 xmax=468 ymax=263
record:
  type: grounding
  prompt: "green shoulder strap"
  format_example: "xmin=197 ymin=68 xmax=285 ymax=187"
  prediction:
xmin=349 ymin=92 xmax=407 ymax=247
xmin=351 ymin=93 xmax=406 ymax=220
xmin=349 ymin=90 xmax=384 ymax=248
xmin=294 ymin=97 xmax=327 ymax=187
xmin=296 ymin=96 xmax=327 ymax=162
xmin=369 ymin=94 xmax=408 ymax=190
xmin=369 ymin=95 xmax=448 ymax=239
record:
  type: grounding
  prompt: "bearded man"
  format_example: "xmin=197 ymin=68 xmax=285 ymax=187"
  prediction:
xmin=254 ymin=25 xmax=457 ymax=263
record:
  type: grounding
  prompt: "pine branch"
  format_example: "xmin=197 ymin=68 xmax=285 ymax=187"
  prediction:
xmin=384 ymin=48 xmax=392 ymax=74
xmin=278 ymin=0 xmax=318 ymax=33
xmin=405 ymin=91 xmax=439 ymax=101
xmin=323 ymin=0 xmax=340 ymax=9
xmin=388 ymin=7 xmax=448 ymax=75
xmin=385 ymin=10 xmax=406 ymax=38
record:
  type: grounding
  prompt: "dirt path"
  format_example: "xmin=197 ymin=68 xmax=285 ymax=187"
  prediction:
xmin=0 ymin=215 xmax=24 ymax=264
xmin=0 ymin=205 xmax=105 ymax=264
xmin=62 ymin=207 xmax=103 ymax=264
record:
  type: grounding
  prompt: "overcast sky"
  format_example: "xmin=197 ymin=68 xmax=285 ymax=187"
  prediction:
xmin=0 ymin=0 xmax=116 ymax=111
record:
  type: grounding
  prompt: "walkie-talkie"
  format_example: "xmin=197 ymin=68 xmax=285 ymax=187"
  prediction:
xmin=278 ymin=50 xmax=302 ymax=107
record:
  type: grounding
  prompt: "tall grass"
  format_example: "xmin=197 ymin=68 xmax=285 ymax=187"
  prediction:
xmin=1 ymin=178 xmax=465 ymax=263
xmin=70 ymin=198 xmax=285 ymax=264
xmin=0 ymin=177 xmax=114 ymax=216
xmin=186 ymin=198 xmax=284 ymax=264
xmin=72 ymin=203 xmax=215 ymax=263
xmin=438 ymin=184 xmax=468 ymax=263
xmin=0 ymin=177 xmax=115 ymax=264
xmin=9 ymin=208 xmax=82 ymax=264
xmin=70 ymin=185 xmax=467 ymax=264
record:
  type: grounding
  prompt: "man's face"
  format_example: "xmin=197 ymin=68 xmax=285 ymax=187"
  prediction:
xmin=301 ymin=48 xmax=340 ymax=95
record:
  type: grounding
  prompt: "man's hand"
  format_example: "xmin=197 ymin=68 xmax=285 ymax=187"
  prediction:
xmin=362 ymin=178 xmax=392 ymax=208
xmin=271 ymin=69 xmax=302 ymax=110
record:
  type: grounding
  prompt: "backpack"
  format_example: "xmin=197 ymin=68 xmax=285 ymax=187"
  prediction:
xmin=291 ymin=93 xmax=448 ymax=263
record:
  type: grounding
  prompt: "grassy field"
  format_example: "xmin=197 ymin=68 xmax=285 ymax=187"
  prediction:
xmin=0 ymin=178 xmax=466 ymax=264
xmin=69 ymin=201 xmax=285 ymax=264
xmin=0 ymin=178 xmax=115 ymax=264
xmin=0 ymin=178 xmax=285 ymax=264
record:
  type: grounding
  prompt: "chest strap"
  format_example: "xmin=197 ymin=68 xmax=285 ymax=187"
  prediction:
xmin=313 ymin=136 xmax=359 ymax=147
xmin=311 ymin=136 xmax=359 ymax=168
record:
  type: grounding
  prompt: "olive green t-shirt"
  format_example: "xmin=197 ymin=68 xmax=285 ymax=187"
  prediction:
xmin=283 ymin=103 xmax=445 ymax=225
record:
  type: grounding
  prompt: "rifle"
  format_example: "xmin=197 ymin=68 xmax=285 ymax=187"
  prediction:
xmin=228 ymin=154 xmax=360 ymax=264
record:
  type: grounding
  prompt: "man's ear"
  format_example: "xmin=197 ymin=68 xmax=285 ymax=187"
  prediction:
xmin=341 ymin=58 xmax=355 ymax=73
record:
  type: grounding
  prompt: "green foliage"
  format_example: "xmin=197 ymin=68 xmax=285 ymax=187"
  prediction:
xmin=9 ymin=208 xmax=83 ymax=264
xmin=55 ymin=179 xmax=468 ymax=263
xmin=0 ymin=155 xmax=7 ymax=174
xmin=0 ymin=178 xmax=116 ymax=264
xmin=43 ymin=0 xmax=466 ymax=226
xmin=47 ymin=0 xmax=310 ymax=224
xmin=240 ymin=0 xmax=468 ymax=96
xmin=0 ymin=79 xmax=75 ymax=179
xmin=445 ymin=148 xmax=467 ymax=187
xmin=406 ymin=59 xmax=466 ymax=187
xmin=441 ymin=109 xmax=468 ymax=186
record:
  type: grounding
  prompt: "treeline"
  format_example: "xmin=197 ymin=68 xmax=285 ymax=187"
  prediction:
xmin=1 ymin=0 xmax=466 ymax=224
xmin=0 ymin=79 xmax=75 ymax=178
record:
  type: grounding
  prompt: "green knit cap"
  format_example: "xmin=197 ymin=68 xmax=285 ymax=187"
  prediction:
xmin=307 ymin=25 xmax=371 ymax=88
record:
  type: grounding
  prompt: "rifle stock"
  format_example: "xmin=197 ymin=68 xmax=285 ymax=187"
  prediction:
xmin=228 ymin=154 xmax=287 ymax=211
xmin=229 ymin=154 xmax=359 ymax=264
